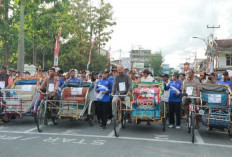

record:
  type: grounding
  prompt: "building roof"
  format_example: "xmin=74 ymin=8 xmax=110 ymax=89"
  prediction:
xmin=215 ymin=39 xmax=232 ymax=52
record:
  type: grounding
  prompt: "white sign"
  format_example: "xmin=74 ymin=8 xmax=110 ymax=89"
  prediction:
xmin=0 ymin=81 xmax=5 ymax=89
xmin=119 ymin=82 xmax=126 ymax=92
xmin=71 ymin=87 xmax=83 ymax=95
xmin=208 ymin=94 xmax=221 ymax=103
xmin=186 ymin=87 xmax=193 ymax=96
xmin=21 ymin=85 xmax=32 ymax=92
xmin=48 ymin=83 xmax=54 ymax=92
xmin=133 ymin=63 xmax=144 ymax=69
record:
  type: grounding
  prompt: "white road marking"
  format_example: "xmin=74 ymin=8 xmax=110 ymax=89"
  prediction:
xmin=23 ymin=122 xmax=52 ymax=133
xmin=0 ymin=126 xmax=9 ymax=130
xmin=107 ymin=130 xmax=114 ymax=137
xmin=195 ymin=130 xmax=204 ymax=144
xmin=0 ymin=130 xmax=231 ymax=148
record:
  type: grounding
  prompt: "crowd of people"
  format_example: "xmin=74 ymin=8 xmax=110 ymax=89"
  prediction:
xmin=0 ymin=65 xmax=232 ymax=130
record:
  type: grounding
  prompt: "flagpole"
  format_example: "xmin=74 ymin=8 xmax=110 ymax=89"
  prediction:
xmin=87 ymin=38 xmax=95 ymax=71
xmin=53 ymin=23 xmax=64 ymax=68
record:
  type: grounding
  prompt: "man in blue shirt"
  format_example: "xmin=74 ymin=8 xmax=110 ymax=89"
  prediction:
xmin=95 ymin=70 xmax=112 ymax=129
xmin=67 ymin=69 xmax=80 ymax=82
xmin=217 ymin=71 xmax=232 ymax=90
xmin=164 ymin=72 xmax=182 ymax=129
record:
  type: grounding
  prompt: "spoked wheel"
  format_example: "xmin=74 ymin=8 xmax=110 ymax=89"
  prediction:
xmin=36 ymin=100 xmax=46 ymax=133
xmin=88 ymin=101 xmax=96 ymax=126
xmin=114 ymin=105 xmax=121 ymax=137
xmin=52 ymin=117 xmax=59 ymax=125
xmin=187 ymin=112 xmax=191 ymax=133
xmin=51 ymin=109 xmax=59 ymax=125
xmin=162 ymin=118 xmax=166 ymax=131
xmin=228 ymin=127 xmax=232 ymax=137
xmin=1 ymin=115 xmax=11 ymax=123
xmin=121 ymin=104 xmax=126 ymax=129
xmin=191 ymin=112 xmax=195 ymax=143
xmin=162 ymin=103 xmax=166 ymax=132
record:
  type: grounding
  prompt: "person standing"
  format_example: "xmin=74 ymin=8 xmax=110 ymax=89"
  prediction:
xmin=179 ymin=73 xmax=186 ymax=82
xmin=217 ymin=71 xmax=232 ymax=90
xmin=141 ymin=69 xmax=154 ymax=82
xmin=67 ymin=69 xmax=80 ymax=82
xmin=207 ymin=72 xmax=217 ymax=84
xmin=0 ymin=66 xmax=13 ymax=90
xmin=164 ymin=72 xmax=182 ymax=129
xmin=161 ymin=74 xmax=170 ymax=118
xmin=95 ymin=70 xmax=112 ymax=129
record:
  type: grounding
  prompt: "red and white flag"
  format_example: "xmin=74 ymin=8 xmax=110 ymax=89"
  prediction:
xmin=53 ymin=23 xmax=63 ymax=67
xmin=87 ymin=38 xmax=95 ymax=70
xmin=0 ymin=0 xmax=2 ymax=6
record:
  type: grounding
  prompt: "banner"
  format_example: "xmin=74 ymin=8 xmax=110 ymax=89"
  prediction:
xmin=86 ymin=38 xmax=95 ymax=70
xmin=0 ymin=0 xmax=2 ymax=6
xmin=162 ymin=64 xmax=170 ymax=74
xmin=53 ymin=23 xmax=63 ymax=67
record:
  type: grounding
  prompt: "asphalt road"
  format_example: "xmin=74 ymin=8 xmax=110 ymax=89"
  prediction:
xmin=0 ymin=117 xmax=232 ymax=157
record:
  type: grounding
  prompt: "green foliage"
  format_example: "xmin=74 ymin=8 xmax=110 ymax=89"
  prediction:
xmin=0 ymin=0 xmax=115 ymax=72
xmin=147 ymin=51 xmax=165 ymax=76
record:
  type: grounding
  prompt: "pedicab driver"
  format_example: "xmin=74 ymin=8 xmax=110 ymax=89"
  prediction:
xmin=40 ymin=68 xmax=59 ymax=100
xmin=111 ymin=65 xmax=132 ymax=116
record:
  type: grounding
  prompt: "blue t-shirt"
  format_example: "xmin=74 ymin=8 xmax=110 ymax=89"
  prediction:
xmin=164 ymin=80 xmax=182 ymax=102
xmin=217 ymin=80 xmax=232 ymax=90
xmin=95 ymin=78 xmax=112 ymax=102
xmin=67 ymin=78 xmax=81 ymax=82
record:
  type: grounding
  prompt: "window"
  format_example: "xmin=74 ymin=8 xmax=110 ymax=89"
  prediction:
xmin=226 ymin=55 xmax=232 ymax=66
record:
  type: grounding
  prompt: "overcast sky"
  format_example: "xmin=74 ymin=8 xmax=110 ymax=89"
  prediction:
xmin=105 ymin=0 xmax=232 ymax=68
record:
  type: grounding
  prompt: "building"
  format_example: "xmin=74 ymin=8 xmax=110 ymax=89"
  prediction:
xmin=130 ymin=49 xmax=157 ymax=72
xmin=214 ymin=39 xmax=232 ymax=71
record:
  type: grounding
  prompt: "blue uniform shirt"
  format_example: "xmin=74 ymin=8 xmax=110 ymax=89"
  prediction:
xmin=96 ymin=78 xmax=112 ymax=102
xmin=67 ymin=77 xmax=81 ymax=82
xmin=164 ymin=80 xmax=182 ymax=102
xmin=217 ymin=80 xmax=232 ymax=90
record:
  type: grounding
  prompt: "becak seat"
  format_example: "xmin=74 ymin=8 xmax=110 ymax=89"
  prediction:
xmin=62 ymin=87 xmax=88 ymax=104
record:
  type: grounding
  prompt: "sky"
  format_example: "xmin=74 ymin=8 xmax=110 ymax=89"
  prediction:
xmin=104 ymin=0 xmax=232 ymax=68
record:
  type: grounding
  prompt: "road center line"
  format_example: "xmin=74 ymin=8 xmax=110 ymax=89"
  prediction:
xmin=195 ymin=130 xmax=204 ymax=144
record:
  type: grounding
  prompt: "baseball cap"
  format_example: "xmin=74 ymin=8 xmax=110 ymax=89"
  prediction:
xmin=222 ymin=71 xmax=229 ymax=76
xmin=161 ymin=73 xmax=169 ymax=78
xmin=210 ymin=72 xmax=216 ymax=76
xmin=172 ymin=72 xmax=179 ymax=77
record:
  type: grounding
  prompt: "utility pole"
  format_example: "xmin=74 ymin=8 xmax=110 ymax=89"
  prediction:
xmin=119 ymin=49 xmax=122 ymax=65
xmin=207 ymin=25 xmax=220 ymax=72
xmin=17 ymin=1 xmax=25 ymax=74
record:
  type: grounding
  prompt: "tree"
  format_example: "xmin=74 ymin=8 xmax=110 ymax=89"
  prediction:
xmin=147 ymin=51 xmax=165 ymax=76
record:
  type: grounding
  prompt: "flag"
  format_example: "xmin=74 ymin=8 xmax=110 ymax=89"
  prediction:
xmin=53 ymin=23 xmax=63 ymax=67
xmin=87 ymin=38 xmax=95 ymax=70
xmin=0 ymin=0 xmax=2 ymax=6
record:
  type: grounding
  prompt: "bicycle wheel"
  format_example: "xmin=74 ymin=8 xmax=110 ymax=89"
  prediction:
xmin=36 ymin=100 xmax=47 ymax=132
xmin=191 ymin=112 xmax=195 ymax=143
xmin=1 ymin=115 xmax=11 ymax=123
xmin=162 ymin=118 xmax=166 ymax=131
xmin=88 ymin=101 xmax=96 ymax=126
xmin=121 ymin=104 xmax=126 ymax=129
xmin=187 ymin=111 xmax=191 ymax=133
xmin=114 ymin=105 xmax=121 ymax=137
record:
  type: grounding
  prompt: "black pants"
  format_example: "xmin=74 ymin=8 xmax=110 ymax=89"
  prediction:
xmin=96 ymin=101 xmax=110 ymax=127
xmin=169 ymin=101 xmax=181 ymax=126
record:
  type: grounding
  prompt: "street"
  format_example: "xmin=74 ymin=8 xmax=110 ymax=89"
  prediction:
xmin=0 ymin=118 xmax=232 ymax=157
